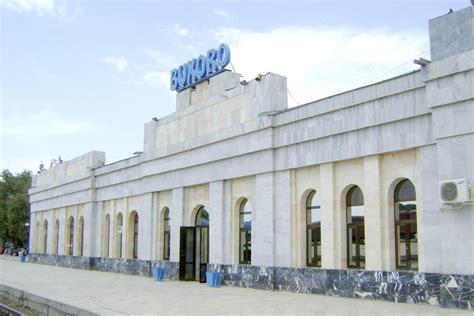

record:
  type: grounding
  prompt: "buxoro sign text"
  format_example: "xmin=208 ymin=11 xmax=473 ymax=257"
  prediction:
xmin=170 ymin=43 xmax=231 ymax=92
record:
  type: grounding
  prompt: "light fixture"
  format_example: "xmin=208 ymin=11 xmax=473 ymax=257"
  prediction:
xmin=413 ymin=58 xmax=431 ymax=67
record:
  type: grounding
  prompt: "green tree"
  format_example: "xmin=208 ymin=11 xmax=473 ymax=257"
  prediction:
xmin=0 ymin=169 xmax=32 ymax=248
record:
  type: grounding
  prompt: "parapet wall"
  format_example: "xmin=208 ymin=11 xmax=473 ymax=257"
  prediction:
xmin=143 ymin=71 xmax=288 ymax=153
xmin=31 ymin=151 xmax=105 ymax=189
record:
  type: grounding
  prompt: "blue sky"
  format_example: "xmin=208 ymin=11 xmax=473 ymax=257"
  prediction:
xmin=1 ymin=0 xmax=470 ymax=173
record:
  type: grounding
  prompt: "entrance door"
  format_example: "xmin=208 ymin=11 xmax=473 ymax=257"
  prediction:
xmin=196 ymin=226 xmax=209 ymax=283
xmin=179 ymin=227 xmax=195 ymax=281
xmin=195 ymin=207 xmax=209 ymax=283
xmin=178 ymin=206 xmax=210 ymax=283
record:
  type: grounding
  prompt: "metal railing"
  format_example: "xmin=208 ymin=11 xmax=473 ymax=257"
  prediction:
xmin=0 ymin=303 xmax=24 ymax=316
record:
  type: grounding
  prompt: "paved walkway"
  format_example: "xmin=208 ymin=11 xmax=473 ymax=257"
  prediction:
xmin=0 ymin=256 xmax=471 ymax=315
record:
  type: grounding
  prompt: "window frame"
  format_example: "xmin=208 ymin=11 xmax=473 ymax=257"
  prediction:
xmin=306 ymin=190 xmax=322 ymax=267
xmin=78 ymin=217 xmax=84 ymax=256
xmin=346 ymin=186 xmax=365 ymax=269
xmin=67 ymin=217 xmax=74 ymax=256
xmin=54 ymin=219 xmax=60 ymax=255
xmin=239 ymin=198 xmax=252 ymax=265
xmin=116 ymin=213 xmax=123 ymax=258
xmin=132 ymin=212 xmax=139 ymax=259
xmin=163 ymin=208 xmax=171 ymax=261
xmin=43 ymin=219 xmax=48 ymax=254
xmin=394 ymin=179 xmax=418 ymax=271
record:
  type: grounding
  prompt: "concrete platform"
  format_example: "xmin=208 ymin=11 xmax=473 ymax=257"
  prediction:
xmin=0 ymin=256 xmax=471 ymax=315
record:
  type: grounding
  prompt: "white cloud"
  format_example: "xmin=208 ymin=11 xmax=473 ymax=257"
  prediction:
xmin=141 ymin=71 xmax=169 ymax=89
xmin=144 ymin=49 xmax=176 ymax=69
xmin=0 ymin=0 xmax=81 ymax=19
xmin=212 ymin=8 xmax=233 ymax=21
xmin=172 ymin=24 xmax=189 ymax=37
xmin=213 ymin=26 xmax=429 ymax=106
xmin=1 ymin=109 xmax=94 ymax=137
xmin=100 ymin=56 xmax=128 ymax=72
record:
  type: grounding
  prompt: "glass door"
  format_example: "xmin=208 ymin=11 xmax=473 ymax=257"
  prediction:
xmin=179 ymin=227 xmax=196 ymax=281
xmin=196 ymin=226 xmax=209 ymax=283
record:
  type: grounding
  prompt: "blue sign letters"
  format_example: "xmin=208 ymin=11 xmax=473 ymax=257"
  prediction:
xmin=170 ymin=43 xmax=231 ymax=92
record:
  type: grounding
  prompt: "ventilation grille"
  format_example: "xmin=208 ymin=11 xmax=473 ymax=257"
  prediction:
xmin=441 ymin=182 xmax=458 ymax=201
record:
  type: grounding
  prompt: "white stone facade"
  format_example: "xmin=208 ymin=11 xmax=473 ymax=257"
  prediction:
xmin=29 ymin=7 xmax=474 ymax=276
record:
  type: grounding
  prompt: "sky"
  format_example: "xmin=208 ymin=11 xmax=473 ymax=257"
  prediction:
xmin=0 ymin=0 xmax=471 ymax=174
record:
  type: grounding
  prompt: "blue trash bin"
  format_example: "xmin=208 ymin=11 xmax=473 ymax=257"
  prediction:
xmin=20 ymin=255 xmax=26 ymax=263
xmin=206 ymin=272 xmax=213 ymax=286
xmin=152 ymin=267 xmax=165 ymax=281
xmin=212 ymin=272 xmax=221 ymax=287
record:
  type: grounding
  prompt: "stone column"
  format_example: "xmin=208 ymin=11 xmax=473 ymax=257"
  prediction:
xmin=209 ymin=181 xmax=225 ymax=264
xmin=223 ymin=180 xmax=232 ymax=264
xmin=151 ymin=192 xmax=158 ymax=260
xmin=274 ymin=170 xmax=291 ymax=267
xmin=320 ymin=162 xmax=338 ymax=269
xmin=363 ymin=155 xmax=383 ymax=270
xmin=426 ymin=4 xmax=474 ymax=275
xmin=96 ymin=202 xmax=104 ymax=258
xmin=139 ymin=193 xmax=154 ymax=260
xmin=46 ymin=211 xmax=54 ymax=254
xmin=58 ymin=208 xmax=66 ymax=255
xmin=170 ymin=187 xmax=184 ymax=262
xmin=83 ymin=202 xmax=94 ymax=257
xmin=28 ymin=213 xmax=36 ymax=253
xmin=122 ymin=199 xmax=129 ymax=259
xmin=253 ymin=172 xmax=275 ymax=267
xmin=417 ymin=145 xmax=442 ymax=273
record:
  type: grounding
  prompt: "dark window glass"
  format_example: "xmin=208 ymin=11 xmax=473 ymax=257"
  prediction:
xmin=346 ymin=186 xmax=365 ymax=269
xmin=132 ymin=212 xmax=139 ymax=259
xmin=239 ymin=199 xmax=252 ymax=264
xmin=163 ymin=208 xmax=170 ymax=260
xmin=195 ymin=206 xmax=209 ymax=276
xmin=79 ymin=217 xmax=84 ymax=256
xmin=394 ymin=179 xmax=418 ymax=270
xmin=68 ymin=217 xmax=74 ymax=256
xmin=306 ymin=190 xmax=321 ymax=267
xmin=43 ymin=220 xmax=48 ymax=254
xmin=195 ymin=207 xmax=209 ymax=227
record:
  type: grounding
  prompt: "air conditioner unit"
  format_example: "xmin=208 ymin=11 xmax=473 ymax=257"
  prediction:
xmin=439 ymin=179 xmax=472 ymax=204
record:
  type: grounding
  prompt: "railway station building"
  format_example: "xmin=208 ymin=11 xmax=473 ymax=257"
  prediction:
xmin=28 ymin=6 xmax=474 ymax=310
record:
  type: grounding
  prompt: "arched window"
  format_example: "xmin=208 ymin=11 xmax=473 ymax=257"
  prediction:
xmin=43 ymin=220 xmax=48 ymax=254
xmin=54 ymin=219 xmax=60 ymax=255
xmin=394 ymin=179 xmax=418 ymax=270
xmin=239 ymin=198 xmax=252 ymax=264
xmin=116 ymin=213 xmax=123 ymax=258
xmin=346 ymin=186 xmax=365 ymax=269
xmin=129 ymin=211 xmax=139 ymax=259
xmin=195 ymin=206 xmax=209 ymax=282
xmin=195 ymin=207 xmax=209 ymax=226
xmin=163 ymin=208 xmax=170 ymax=260
xmin=78 ymin=217 xmax=84 ymax=256
xmin=104 ymin=214 xmax=110 ymax=257
xmin=67 ymin=217 xmax=74 ymax=256
xmin=306 ymin=190 xmax=321 ymax=267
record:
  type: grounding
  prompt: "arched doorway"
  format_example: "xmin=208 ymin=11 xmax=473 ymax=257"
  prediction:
xmin=179 ymin=206 xmax=209 ymax=283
